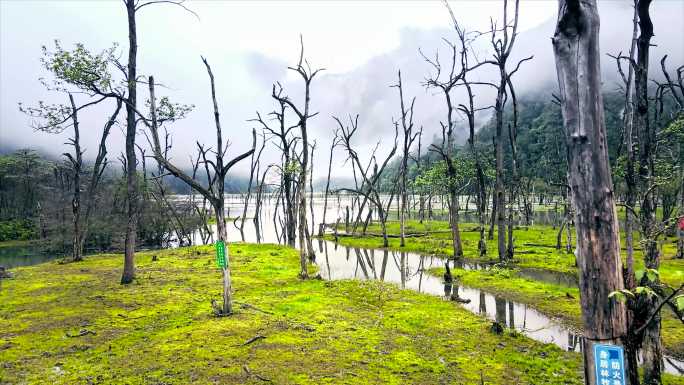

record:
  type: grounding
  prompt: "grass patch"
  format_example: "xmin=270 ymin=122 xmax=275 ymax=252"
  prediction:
xmin=1 ymin=243 xmax=591 ymax=384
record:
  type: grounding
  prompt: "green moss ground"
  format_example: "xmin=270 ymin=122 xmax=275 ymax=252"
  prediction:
xmin=323 ymin=220 xmax=684 ymax=360
xmin=1 ymin=243 xmax=590 ymax=384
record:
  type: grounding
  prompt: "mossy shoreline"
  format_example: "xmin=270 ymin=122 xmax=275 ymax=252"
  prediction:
xmin=324 ymin=220 xmax=683 ymax=286
xmin=0 ymin=243 xmax=592 ymax=384
xmin=321 ymin=220 xmax=684 ymax=361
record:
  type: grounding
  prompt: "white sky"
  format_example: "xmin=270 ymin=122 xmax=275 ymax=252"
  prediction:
xmin=1 ymin=0 xmax=682 ymax=178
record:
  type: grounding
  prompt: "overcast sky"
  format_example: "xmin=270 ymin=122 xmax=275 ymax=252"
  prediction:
xmin=1 ymin=0 xmax=682 ymax=179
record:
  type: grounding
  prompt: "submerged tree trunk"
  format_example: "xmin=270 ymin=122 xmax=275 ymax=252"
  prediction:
xmin=552 ymin=1 xmax=628 ymax=384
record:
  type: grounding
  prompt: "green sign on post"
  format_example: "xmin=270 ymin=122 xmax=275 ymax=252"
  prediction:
xmin=215 ymin=241 xmax=227 ymax=269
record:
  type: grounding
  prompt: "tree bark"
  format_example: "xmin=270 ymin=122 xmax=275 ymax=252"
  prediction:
xmin=320 ymin=131 xmax=338 ymax=236
xmin=121 ymin=0 xmax=138 ymax=285
xmin=552 ymin=1 xmax=629 ymax=383
xmin=633 ymin=2 xmax=662 ymax=383
xmin=67 ymin=94 xmax=83 ymax=263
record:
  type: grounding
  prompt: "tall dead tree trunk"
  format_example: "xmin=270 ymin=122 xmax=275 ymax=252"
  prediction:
xmin=121 ymin=0 xmax=138 ymax=284
xmin=486 ymin=0 xmax=531 ymax=262
xmin=552 ymin=1 xmax=628 ymax=384
xmin=610 ymin=6 xmax=640 ymax=382
xmin=66 ymin=94 xmax=83 ymax=263
xmin=271 ymin=37 xmax=323 ymax=278
xmin=394 ymin=70 xmax=418 ymax=248
xmin=460 ymin=78 xmax=488 ymax=256
xmin=633 ymin=2 xmax=662 ymax=383
xmin=320 ymin=129 xmax=341 ymax=236
xmin=147 ymin=60 xmax=255 ymax=315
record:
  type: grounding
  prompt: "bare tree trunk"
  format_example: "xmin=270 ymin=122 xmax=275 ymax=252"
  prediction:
xmin=320 ymin=132 xmax=338 ymax=236
xmin=239 ymin=143 xmax=259 ymax=241
xmin=614 ymin=6 xmax=640 ymax=382
xmin=121 ymin=0 xmax=138 ymax=285
xmin=307 ymin=143 xmax=315 ymax=260
xmin=270 ymin=38 xmax=322 ymax=277
xmin=394 ymin=70 xmax=417 ymax=248
xmin=449 ymin=190 xmax=463 ymax=258
xmin=633 ymin=2 xmax=662 ymax=383
xmin=297 ymin=116 xmax=310 ymax=277
xmin=81 ymin=99 xmax=122 ymax=258
xmin=553 ymin=2 xmax=629 ymax=384
xmin=147 ymin=59 xmax=255 ymax=316
xmin=495 ymin=132 xmax=506 ymax=262
xmin=678 ymin=174 xmax=684 ymax=259
xmin=67 ymin=94 xmax=83 ymax=262
xmin=488 ymin=187 xmax=497 ymax=240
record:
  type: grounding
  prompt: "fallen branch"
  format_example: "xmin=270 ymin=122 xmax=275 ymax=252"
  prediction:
xmin=238 ymin=334 xmax=266 ymax=346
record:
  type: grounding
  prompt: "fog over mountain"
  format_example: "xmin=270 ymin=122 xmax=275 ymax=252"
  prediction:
xmin=1 ymin=1 xmax=682 ymax=179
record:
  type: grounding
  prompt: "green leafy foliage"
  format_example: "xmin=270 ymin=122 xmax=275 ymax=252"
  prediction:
xmin=0 ymin=219 xmax=37 ymax=242
xmin=40 ymin=40 xmax=116 ymax=92
xmin=636 ymin=268 xmax=660 ymax=283
xmin=147 ymin=96 xmax=194 ymax=123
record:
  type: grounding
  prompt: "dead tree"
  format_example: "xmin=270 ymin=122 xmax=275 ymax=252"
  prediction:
xmin=552 ymin=1 xmax=628 ymax=383
xmin=632 ymin=2 xmax=664 ymax=382
xmin=608 ymin=7 xmax=640 ymax=380
xmin=146 ymin=58 xmax=255 ymax=315
xmin=420 ymin=41 xmax=469 ymax=258
xmin=237 ymin=134 xmax=266 ymax=241
xmin=251 ymin=90 xmax=298 ymax=247
xmin=392 ymin=70 xmax=419 ymax=248
xmin=21 ymin=87 xmax=122 ymax=262
xmin=270 ymin=36 xmax=324 ymax=278
xmin=319 ymin=128 xmax=343 ymax=236
xmin=307 ymin=141 xmax=316 ymax=257
xmin=148 ymin=128 xmax=194 ymax=246
xmin=410 ymin=128 xmax=426 ymax=223
xmin=441 ymin=3 xmax=492 ymax=257
xmin=484 ymin=0 xmax=532 ymax=262
xmin=335 ymin=115 xmax=398 ymax=247
xmin=253 ymin=162 xmax=273 ymax=244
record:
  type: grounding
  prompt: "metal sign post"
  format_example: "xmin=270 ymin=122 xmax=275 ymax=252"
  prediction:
xmin=593 ymin=344 xmax=626 ymax=385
